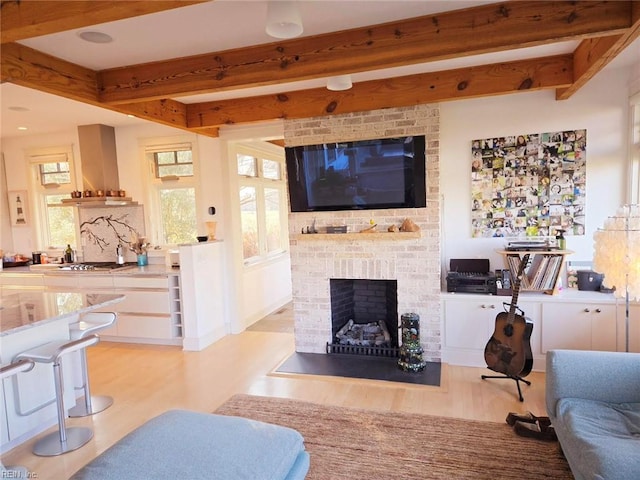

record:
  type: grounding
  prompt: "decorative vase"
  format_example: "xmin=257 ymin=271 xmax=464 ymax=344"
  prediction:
xmin=137 ymin=253 xmax=148 ymax=266
xmin=397 ymin=312 xmax=427 ymax=373
xmin=206 ymin=221 xmax=217 ymax=240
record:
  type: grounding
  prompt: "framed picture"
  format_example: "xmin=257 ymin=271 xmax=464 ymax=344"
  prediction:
xmin=8 ymin=190 xmax=29 ymax=226
xmin=471 ymin=130 xmax=587 ymax=238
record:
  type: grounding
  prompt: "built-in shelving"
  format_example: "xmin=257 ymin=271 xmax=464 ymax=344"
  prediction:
xmin=497 ymin=249 xmax=573 ymax=295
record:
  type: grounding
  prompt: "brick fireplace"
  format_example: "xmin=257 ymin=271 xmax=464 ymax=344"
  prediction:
xmin=284 ymin=105 xmax=441 ymax=361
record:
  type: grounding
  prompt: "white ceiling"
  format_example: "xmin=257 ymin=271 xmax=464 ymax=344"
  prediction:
xmin=2 ymin=0 xmax=638 ymax=139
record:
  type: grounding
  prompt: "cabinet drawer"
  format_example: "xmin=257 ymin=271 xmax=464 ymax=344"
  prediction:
xmin=116 ymin=291 xmax=170 ymax=314
xmin=43 ymin=275 xmax=79 ymax=288
xmin=116 ymin=314 xmax=176 ymax=339
xmin=114 ymin=276 xmax=168 ymax=289
xmin=78 ymin=276 xmax=115 ymax=288
xmin=0 ymin=274 xmax=44 ymax=286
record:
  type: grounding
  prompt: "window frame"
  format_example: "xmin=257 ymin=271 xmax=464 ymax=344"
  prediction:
xmin=629 ymin=92 xmax=640 ymax=204
xmin=27 ymin=145 xmax=80 ymax=250
xmin=140 ymin=135 xmax=200 ymax=246
xmin=233 ymin=143 xmax=288 ymax=266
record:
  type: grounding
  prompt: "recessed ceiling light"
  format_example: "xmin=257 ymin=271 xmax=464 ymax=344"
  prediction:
xmin=127 ymin=114 xmax=136 ymax=118
xmin=9 ymin=106 xmax=30 ymax=112
xmin=78 ymin=31 xmax=113 ymax=44
xmin=17 ymin=126 xmax=28 ymax=131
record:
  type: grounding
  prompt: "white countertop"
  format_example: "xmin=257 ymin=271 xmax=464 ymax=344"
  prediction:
xmin=0 ymin=290 xmax=124 ymax=335
xmin=440 ymin=287 xmax=631 ymax=304
xmin=2 ymin=264 xmax=178 ymax=276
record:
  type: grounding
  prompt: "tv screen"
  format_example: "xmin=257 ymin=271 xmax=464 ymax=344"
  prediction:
xmin=285 ymin=135 xmax=426 ymax=212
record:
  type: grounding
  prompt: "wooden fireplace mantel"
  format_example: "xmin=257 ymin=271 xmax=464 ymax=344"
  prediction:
xmin=290 ymin=231 xmax=422 ymax=241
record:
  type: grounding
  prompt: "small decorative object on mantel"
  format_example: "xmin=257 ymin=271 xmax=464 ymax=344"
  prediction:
xmin=360 ymin=218 xmax=377 ymax=233
xmin=388 ymin=225 xmax=399 ymax=233
xmin=398 ymin=313 xmax=427 ymax=373
xmin=360 ymin=224 xmax=377 ymax=233
xmin=400 ymin=218 xmax=420 ymax=232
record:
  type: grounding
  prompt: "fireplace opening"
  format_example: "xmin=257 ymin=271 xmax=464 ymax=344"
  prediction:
xmin=326 ymin=279 xmax=399 ymax=357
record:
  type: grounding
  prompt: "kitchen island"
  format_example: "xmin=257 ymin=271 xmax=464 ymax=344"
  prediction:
xmin=0 ymin=290 xmax=124 ymax=453
xmin=1 ymin=240 xmax=228 ymax=351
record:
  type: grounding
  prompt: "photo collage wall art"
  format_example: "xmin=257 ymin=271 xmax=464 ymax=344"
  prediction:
xmin=471 ymin=129 xmax=586 ymax=238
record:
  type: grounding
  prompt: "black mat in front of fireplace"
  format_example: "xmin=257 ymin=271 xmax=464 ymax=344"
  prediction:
xmin=275 ymin=352 xmax=440 ymax=386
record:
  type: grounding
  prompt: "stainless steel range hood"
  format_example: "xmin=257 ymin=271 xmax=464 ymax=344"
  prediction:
xmin=62 ymin=124 xmax=137 ymax=207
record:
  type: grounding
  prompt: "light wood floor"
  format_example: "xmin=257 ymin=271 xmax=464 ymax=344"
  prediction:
xmin=2 ymin=305 xmax=548 ymax=479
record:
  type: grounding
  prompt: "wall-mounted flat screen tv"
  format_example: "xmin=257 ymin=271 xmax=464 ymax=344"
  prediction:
xmin=285 ymin=135 xmax=426 ymax=212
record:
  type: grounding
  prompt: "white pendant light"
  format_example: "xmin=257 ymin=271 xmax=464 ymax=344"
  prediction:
xmin=327 ymin=75 xmax=353 ymax=91
xmin=266 ymin=1 xmax=303 ymax=39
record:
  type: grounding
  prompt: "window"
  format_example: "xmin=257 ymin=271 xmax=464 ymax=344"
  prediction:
xmin=28 ymin=147 xmax=79 ymax=249
xmin=236 ymin=145 xmax=287 ymax=263
xmin=630 ymin=92 xmax=640 ymax=204
xmin=154 ymin=150 xmax=193 ymax=178
xmin=143 ymin=139 xmax=198 ymax=245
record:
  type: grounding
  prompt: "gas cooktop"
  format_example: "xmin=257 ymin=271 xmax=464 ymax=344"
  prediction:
xmin=59 ymin=262 xmax=137 ymax=271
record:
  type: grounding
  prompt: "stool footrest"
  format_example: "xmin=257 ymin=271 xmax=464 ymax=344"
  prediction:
xmin=15 ymin=336 xmax=99 ymax=363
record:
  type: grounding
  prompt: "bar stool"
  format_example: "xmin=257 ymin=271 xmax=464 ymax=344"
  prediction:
xmin=15 ymin=335 xmax=99 ymax=456
xmin=68 ymin=312 xmax=117 ymax=417
xmin=0 ymin=359 xmax=35 ymax=476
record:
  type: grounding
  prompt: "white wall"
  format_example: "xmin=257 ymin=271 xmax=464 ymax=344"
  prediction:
xmin=441 ymin=65 xmax=636 ymax=277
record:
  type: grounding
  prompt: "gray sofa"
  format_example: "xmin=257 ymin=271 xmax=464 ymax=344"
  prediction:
xmin=546 ymin=349 xmax=640 ymax=480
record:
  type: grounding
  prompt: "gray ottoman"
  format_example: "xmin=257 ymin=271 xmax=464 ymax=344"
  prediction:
xmin=70 ymin=410 xmax=309 ymax=480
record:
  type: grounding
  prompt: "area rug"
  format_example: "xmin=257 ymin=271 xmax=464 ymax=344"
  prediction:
xmin=275 ymin=352 xmax=441 ymax=386
xmin=215 ymin=394 xmax=573 ymax=480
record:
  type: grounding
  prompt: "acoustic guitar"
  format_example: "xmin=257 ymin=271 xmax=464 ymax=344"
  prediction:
xmin=484 ymin=254 xmax=534 ymax=378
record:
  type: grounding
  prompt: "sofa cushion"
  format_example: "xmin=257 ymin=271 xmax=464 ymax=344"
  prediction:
xmin=555 ymin=398 xmax=640 ymax=480
xmin=70 ymin=409 xmax=309 ymax=480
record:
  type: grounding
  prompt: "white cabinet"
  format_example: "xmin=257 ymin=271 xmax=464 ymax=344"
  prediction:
xmin=443 ymin=296 xmax=510 ymax=368
xmin=444 ymin=298 xmax=499 ymax=351
xmin=541 ymin=303 xmax=616 ymax=353
xmin=443 ymin=295 xmax=543 ymax=370
xmin=617 ymin=302 xmax=640 ymax=353
xmin=1 ymin=270 xmax=182 ymax=346
xmin=98 ymin=274 xmax=182 ymax=346
xmin=442 ymin=291 xmax=629 ymax=372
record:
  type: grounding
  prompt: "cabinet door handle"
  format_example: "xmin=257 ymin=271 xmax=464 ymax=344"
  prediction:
xmin=584 ymin=308 xmax=590 ymax=313
xmin=595 ymin=308 xmax=601 ymax=313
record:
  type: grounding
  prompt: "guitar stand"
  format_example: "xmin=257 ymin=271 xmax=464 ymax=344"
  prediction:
xmin=481 ymin=373 xmax=531 ymax=402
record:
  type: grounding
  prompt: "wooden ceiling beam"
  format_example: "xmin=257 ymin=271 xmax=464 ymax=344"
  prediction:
xmin=0 ymin=0 xmax=207 ymax=44
xmin=97 ymin=1 xmax=633 ymax=105
xmin=556 ymin=2 xmax=640 ymax=100
xmin=187 ymin=55 xmax=573 ymax=128
xmin=0 ymin=42 xmax=204 ymax=136
xmin=1 ymin=42 xmax=99 ymax=102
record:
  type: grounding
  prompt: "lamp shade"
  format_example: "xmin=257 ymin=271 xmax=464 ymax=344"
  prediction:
xmin=327 ymin=75 xmax=353 ymax=91
xmin=593 ymin=204 xmax=640 ymax=300
xmin=266 ymin=1 xmax=303 ymax=39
